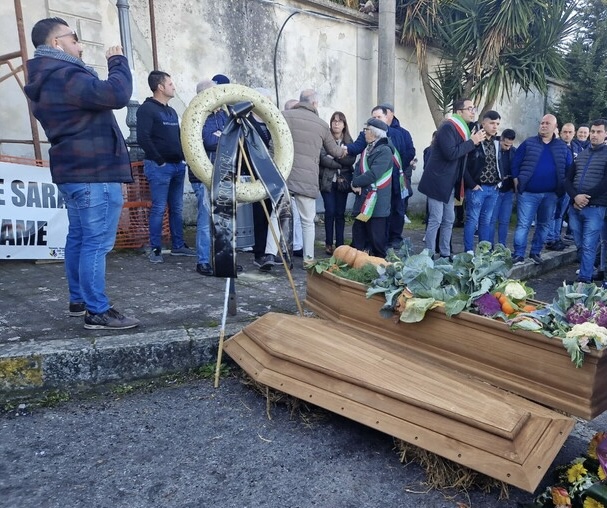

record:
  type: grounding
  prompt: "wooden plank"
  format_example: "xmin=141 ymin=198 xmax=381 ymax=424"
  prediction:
xmin=242 ymin=314 xmax=528 ymax=439
xmin=224 ymin=316 xmax=574 ymax=492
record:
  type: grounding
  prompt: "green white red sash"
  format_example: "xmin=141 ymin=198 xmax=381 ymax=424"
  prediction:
xmin=448 ymin=113 xmax=471 ymax=141
xmin=448 ymin=113 xmax=471 ymax=205
xmin=356 ymin=146 xmax=392 ymax=222
xmin=391 ymin=148 xmax=407 ymax=199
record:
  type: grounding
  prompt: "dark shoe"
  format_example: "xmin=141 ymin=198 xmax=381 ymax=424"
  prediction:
xmin=196 ymin=263 xmax=213 ymax=276
xmin=84 ymin=308 xmax=140 ymax=330
xmin=546 ymin=241 xmax=566 ymax=251
xmin=593 ymin=270 xmax=605 ymax=282
xmin=69 ymin=302 xmax=86 ymax=317
xmin=237 ymin=264 xmax=244 ymax=273
xmin=293 ymin=249 xmax=303 ymax=258
xmin=148 ymin=248 xmax=164 ymax=263
xmin=530 ymin=253 xmax=542 ymax=265
xmin=256 ymin=254 xmax=274 ymax=272
xmin=512 ymin=256 xmax=525 ymax=265
xmin=171 ymin=244 xmax=196 ymax=257
xmin=325 ymin=245 xmax=334 ymax=255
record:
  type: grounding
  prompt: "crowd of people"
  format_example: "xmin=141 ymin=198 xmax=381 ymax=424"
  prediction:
xmin=24 ymin=16 xmax=607 ymax=330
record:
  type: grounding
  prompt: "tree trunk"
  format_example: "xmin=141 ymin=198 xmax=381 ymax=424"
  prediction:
xmin=419 ymin=56 xmax=445 ymax=128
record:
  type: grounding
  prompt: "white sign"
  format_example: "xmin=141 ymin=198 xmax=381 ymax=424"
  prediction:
xmin=0 ymin=162 xmax=68 ymax=260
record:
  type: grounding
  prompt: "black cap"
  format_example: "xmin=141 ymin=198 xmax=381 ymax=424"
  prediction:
xmin=366 ymin=118 xmax=388 ymax=132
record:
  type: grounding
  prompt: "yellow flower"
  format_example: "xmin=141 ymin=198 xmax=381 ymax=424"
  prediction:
xmin=588 ymin=432 xmax=607 ymax=459
xmin=552 ymin=486 xmax=572 ymax=506
xmin=599 ymin=465 xmax=606 ymax=481
xmin=583 ymin=498 xmax=605 ymax=508
xmin=567 ymin=462 xmax=588 ymax=483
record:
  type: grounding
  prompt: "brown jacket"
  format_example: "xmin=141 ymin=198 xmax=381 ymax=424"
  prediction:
xmin=283 ymin=102 xmax=344 ymax=198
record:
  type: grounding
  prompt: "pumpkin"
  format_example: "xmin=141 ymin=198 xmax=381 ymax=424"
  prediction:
xmin=352 ymin=252 xmax=371 ymax=269
xmin=367 ymin=256 xmax=389 ymax=266
xmin=333 ymin=245 xmax=358 ymax=266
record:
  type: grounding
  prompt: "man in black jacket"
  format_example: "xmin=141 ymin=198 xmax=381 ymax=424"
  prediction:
xmin=137 ymin=71 xmax=196 ymax=263
xmin=418 ymin=99 xmax=485 ymax=258
xmin=462 ymin=110 xmax=503 ymax=253
xmin=564 ymin=118 xmax=607 ymax=283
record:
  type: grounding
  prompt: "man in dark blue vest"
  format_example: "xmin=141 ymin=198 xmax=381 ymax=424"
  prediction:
xmin=511 ymin=114 xmax=573 ymax=265
xmin=564 ymin=118 xmax=607 ymax=283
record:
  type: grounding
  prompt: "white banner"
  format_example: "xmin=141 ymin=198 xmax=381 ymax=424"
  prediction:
xmin=0 ymin=162 xmax=68 ymax=260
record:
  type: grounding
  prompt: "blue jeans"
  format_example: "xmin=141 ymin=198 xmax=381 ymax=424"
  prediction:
xmin=547 ymin=193 xmax=570 ymax=243
xmin=463 ymin=185 xmax=499 ymax=251
xmin=57 ymin=182 xmax=123 ymax=314
xmin=513 ymin=191 xmax=557 ymax=258
xmin=569 ymin=205 xmax=605 ymax=282
xmin=321 ymin=183 xmax=349 ymax=247
xmin=490 ymin=191 xmax=514 ymax=247
xmin=191 ymin=182 xmax=211 ymax=264
xmin=144 ymin=160 xmax=186 ymax=250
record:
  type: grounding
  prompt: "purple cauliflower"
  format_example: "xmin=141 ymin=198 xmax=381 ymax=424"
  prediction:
xmin=475 ymin=293 xmax=502 ymax=316
xmin=591 ymin=302 xmax=607 ymax=327
xmin=566 ymin=303 xmax=593 ymax=324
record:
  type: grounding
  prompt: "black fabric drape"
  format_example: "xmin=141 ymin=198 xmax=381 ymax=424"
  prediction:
xmin=211 ymin=101 xmax=291 ymax=277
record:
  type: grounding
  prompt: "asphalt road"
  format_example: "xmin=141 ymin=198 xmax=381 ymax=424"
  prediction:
xmin=2 ymin=361 xmax=605 ymax=508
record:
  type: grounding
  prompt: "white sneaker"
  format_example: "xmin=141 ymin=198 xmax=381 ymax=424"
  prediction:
xmin=404 ymin=215 xmax=411 ymax=224
xmin=466 ymin=250 xmax=474 ymax=255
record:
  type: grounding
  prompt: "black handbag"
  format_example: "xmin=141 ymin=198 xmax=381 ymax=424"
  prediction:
xmin=336 ymin=169 xmax=351 ymax=193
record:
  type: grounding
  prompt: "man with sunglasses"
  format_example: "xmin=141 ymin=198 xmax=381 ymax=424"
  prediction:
xmin=24 ymin=17 xmax=140 ymax=330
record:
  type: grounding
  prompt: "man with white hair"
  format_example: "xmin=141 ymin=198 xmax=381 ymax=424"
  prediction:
xmin=261 ymin=89 xmax=343 ymax=263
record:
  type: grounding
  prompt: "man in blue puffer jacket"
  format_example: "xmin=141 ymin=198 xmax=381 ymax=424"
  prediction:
xmin=511 ymin=114 xmax=573 ymax=265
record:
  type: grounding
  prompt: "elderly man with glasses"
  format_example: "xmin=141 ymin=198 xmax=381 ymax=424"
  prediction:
xmin=418 ymin=98 xmax=485 ymax=259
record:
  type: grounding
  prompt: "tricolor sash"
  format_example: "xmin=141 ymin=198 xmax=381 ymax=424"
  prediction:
xmin=448 ymin=113 xmax=471 ymax=141
xmin=355 ymin=146 xmax=392 ymax=222
xmin=448 ymin=113 xmax=471 ymax=204
xmin=391 ymin=148 xmax=407 ymax=199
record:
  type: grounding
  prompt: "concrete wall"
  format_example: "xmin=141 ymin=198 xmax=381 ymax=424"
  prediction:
xmin=1 ymin=0 xmax=551 ymax=216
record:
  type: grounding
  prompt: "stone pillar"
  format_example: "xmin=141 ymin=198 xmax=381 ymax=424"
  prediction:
xmin=377 ymin=0 xmax=395 ymax=107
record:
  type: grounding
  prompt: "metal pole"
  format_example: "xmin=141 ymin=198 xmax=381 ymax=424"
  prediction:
xmin=116 ymin=0 xmax=143 ymax=162
xmin=377 ymin=0 xmax=395 ymax=106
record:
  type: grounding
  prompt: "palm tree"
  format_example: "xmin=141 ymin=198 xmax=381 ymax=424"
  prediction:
xmin=398 ymin=0 xmax=579 ymax=126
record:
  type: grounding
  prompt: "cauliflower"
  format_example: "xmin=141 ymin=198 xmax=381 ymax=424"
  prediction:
xmin=503 ymin=281 xmax=528 ymax=301
xmin=566 ymin=322 xmax=607 ymax=348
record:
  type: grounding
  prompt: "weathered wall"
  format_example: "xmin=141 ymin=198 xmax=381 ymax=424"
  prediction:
xmin=1 ymin=0 xmax=550 ymax=214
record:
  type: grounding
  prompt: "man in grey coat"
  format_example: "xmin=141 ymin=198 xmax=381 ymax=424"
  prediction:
xmin=275 ymin=89 xmax=344 ymax=261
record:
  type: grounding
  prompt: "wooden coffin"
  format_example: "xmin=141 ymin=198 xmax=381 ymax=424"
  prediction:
xmin=224 ymin=313 xmax=574 ymax=492
xmin=305 ymin=270 xmax=607 ymax=420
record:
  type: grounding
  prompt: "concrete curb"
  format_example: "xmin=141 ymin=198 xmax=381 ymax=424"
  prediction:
xmin=0 ymin=323 xmax=244 ymax=396
xmin=509 ymin=244 xmax=578 ymax=281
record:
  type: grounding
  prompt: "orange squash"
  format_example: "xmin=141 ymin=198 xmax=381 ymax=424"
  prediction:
xmin=367 ymin=255 xmax=389 ymax=266
xmin=333 ymin=245 xmax=358 ymax=266
xmin=352 ymin=252 xmax=371 ymax=269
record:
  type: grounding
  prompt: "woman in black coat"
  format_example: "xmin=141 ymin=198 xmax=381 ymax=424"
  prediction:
xmin=319 ymin=111 xmax=356 ymax=254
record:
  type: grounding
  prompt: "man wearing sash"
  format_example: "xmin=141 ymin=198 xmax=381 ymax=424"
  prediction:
xmin=418 ymin=99 xmax=485 ymax=259
xmin=351 ymin=118 xmax=394 ymax=257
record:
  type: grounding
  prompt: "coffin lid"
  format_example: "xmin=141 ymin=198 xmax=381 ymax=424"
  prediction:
xmin=224 ymin=312 xmax=574 ymax=493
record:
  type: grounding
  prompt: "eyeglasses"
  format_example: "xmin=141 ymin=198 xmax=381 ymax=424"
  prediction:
xmin=363 ymin=127 xmax=370 ymax=132
xmin=461 ymin=106 xmax=477 ymax=113
xmin=56 ymin=30 xmax=79 ymax=42
xmin=332 ymin=119 xmax=344 ymax=123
